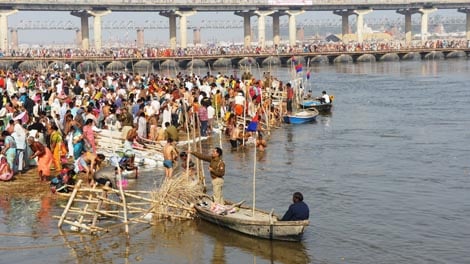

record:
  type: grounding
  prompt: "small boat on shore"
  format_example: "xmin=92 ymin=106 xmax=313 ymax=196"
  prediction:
xmin=195 ymin=200 xmax=309 ymax=242
xmin=283 ymin=108 xmax=319 ymax=124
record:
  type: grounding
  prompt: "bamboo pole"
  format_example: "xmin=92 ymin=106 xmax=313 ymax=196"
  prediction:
xmin=183 ymin=99 xmax=191 ymax=181
xmin=95 ymin=195 xmax=149 ymax=212
xmin=91 ymin=182 xmax=110 ymax=229
xmin=58 ymin=180 xmax=82 ymax=228
xmin=77 ymin=183 xmax=98 ymax=227
xmin=252 ymin=131 xmax=257 ymax=217
xmin=117 ymin=172 xmax=129 ymax=235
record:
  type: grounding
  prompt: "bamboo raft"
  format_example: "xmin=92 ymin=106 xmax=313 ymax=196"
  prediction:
xmin=56 ymin=173 xmax=206 ymax=235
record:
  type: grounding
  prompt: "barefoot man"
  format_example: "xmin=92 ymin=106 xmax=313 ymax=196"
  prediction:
xmin=163 ymin=138 xmax=178 ymax=177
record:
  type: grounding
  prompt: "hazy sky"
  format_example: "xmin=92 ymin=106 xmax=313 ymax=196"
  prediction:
xmin=8 ymin=9 xmax=463 ymax=46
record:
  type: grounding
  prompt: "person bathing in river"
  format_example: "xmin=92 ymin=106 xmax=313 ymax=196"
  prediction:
xmin=256 ymin=133 xmax=267 ymax=152
xmin=163 ymin=138 xmax=178 ymax=178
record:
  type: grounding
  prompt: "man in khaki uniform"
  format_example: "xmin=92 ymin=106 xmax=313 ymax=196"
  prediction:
xmin=190 ymin=147 xmax=225 ymax=205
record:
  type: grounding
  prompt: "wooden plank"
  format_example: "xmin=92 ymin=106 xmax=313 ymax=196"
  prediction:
xmin=58 ymin=180 xmax=82 ymax=228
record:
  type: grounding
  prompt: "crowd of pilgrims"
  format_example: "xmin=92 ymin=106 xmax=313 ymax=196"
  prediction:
xmin=0 ymin=68 xmax=283 ymax=183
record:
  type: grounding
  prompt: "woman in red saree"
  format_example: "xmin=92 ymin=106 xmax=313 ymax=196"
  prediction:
xmin=28 ymin=136 xmax=53 ymax=182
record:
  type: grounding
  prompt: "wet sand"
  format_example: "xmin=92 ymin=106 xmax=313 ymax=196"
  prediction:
xmin=0 ymin=167 xmax=51 ymax=199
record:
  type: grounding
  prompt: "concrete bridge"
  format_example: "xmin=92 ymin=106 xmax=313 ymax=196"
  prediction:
xmin=1 ymin=47 xmax=469 ymax=72
xmin=0 ymin=0 xmax=470 ymax=51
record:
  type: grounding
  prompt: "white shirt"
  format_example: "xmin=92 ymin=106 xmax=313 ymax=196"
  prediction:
xmin=12 ymin=123 xmax=27 ymax=149
xmin=207 ymin=105 xmax=215 ymax=119
xmin=234 ymin=94 xmax=245 ymax=105
xmin=322 ymin=93 xmax=331 ymax=103
xmin=151 ymin=99 xmax=160 ymax=115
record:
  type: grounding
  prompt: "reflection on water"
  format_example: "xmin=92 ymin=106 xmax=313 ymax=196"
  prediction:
xmin=56 ymin=221 xmax=206 ymax=264
xmin=196 ymin=220 xmax=311 ymax=264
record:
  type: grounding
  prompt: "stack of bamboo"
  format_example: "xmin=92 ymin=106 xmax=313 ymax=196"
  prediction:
xmin=150 ymin=173 xmax=206 ymax=220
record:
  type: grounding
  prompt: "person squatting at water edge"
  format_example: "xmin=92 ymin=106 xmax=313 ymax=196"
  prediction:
xmin=189 ymin=147 xmax=225 ymax=205
xmin=94 ymin=155 xmax=122 ymax=188
xmin=281 ymin=192 xmax=309 ymax=221
xmin=74 ymin=152 xmax=105 ymax=184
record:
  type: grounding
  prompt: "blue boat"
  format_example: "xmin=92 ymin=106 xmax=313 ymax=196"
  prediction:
xmin=283 ymin=109 xmax=319 ymax=124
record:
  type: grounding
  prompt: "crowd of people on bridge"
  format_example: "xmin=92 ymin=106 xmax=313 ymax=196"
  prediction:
xmin=2 ymin=38 xmax=469 ymax=59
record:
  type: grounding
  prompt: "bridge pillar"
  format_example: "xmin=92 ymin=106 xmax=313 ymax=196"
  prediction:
xmin=354 ymin=9 xmax=373 ymax=43
xmin=297 ymin=26 xmax=305 ymax=43
xmin=169 ymin=14 xmax=177 ymax=49
xmin=458 ymin=8 xmax=470 ymax=41
xmin=88 ymin=9 xmax=111 ymax=51
xmin=255 ymin=10 xmax=274 ymax=48
xmin=71 ymin=10 xmax=91 ymax=50
xmin=419 ymin=8 xmax=437 ymax=44
xmin=193 ymin=28 xmax=201 ymax=46
xmin=0 ymin=9 xmax=18 ymax=52
xmin=286 ymin=10 xmax=305 ymax=47
xmin=175 ymin=10 xmax=196 ymax=49
xmin=397 ymin=8 xmax=419 ymax=46
xmin=75 ymin=29 xmax=82 ymax=48
xmin=10 ymin=28 xmax=18 ymax=51
xmin=333 ymin=9 xmax=355 ymax=40
xmin=235 ymin=11 xmax=254 ymax=48
xmin=271 ymin=12 xmax=281 ymax=46
xmin=136 ymin=28 xmax=144 ymax=49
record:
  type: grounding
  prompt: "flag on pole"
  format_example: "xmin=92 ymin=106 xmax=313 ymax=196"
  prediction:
xmin=306 ymin=71 xmax=311 ymax=80
xmin=295 ymin=64 xmax=303 ymax=73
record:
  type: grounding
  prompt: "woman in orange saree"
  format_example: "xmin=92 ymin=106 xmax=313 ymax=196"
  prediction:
xmin=28 ymin=136 xmax=53 ymax=181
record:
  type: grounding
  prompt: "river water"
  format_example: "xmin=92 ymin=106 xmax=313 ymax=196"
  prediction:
xmin=1 ymin=59 xmax=469 ymax=264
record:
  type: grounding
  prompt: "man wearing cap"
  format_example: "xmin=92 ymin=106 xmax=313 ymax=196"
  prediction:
xmin=189 ymin=147 xmax=225 ymax=205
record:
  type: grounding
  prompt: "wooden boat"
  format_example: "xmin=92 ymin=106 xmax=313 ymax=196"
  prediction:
xmin=283 ymin=108 xmax=319 ymax=124
xmin=299 ymin=100 xmax=333 ymax=112
xmin=195 ymin=199 xmax=309 ymax=242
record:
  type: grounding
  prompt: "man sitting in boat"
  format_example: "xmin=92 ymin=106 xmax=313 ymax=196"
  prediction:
xmin=281 ymin=192 xmax=309 ymax=221
xmin=317 ymin=91 xmax=331 ymax=104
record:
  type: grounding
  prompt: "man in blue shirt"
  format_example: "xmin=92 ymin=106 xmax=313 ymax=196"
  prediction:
xmin=281 ymin=192 xmax=309 ymax=221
